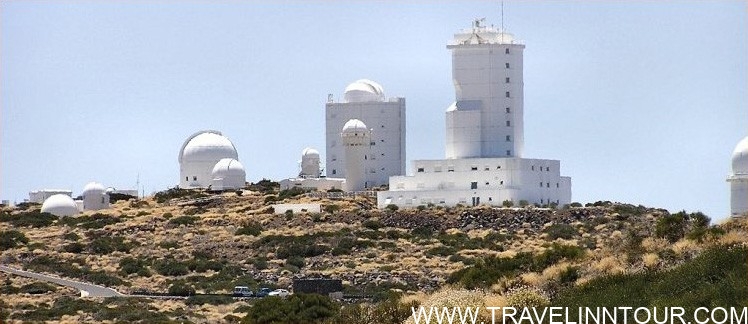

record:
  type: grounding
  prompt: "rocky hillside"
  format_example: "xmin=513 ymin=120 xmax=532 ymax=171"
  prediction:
xmin=1 ymin=183 xmax=746 ymax=323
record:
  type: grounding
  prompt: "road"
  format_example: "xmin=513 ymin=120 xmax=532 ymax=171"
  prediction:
xmin=0 ymin=265 xmax=124 ymax=297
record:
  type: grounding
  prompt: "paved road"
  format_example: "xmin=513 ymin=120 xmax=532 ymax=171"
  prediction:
xmin=0 ymin=265 xmax=124 ymax=297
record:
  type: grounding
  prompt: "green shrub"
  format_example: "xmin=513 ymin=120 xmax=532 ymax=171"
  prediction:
xmin=119 ymin=257 xmax=149 ymax=276
xmin=286 ymin=256 xmax=305 ymax=269
xmin=154 ymin=187 xmax=206 ymax=203
xmin=502 ymin=200 xmax=514 ymax=207
xmin=154 ymin=258 xmax=189 ymax=276
xmin=158 ymin=240 xmax=179 ymax=249
xmin=61 ymin=213 xmax=121 ymax=229
xmin=243 ymin=294 xmax=339 ymax=324
xmin=385 ymin=204 xmax=399 ymax=212
xmin=89 ymin=236 xmax=132 ymax=254
xmin=278 ymin=187 xmax=307 ymax=200
xmin=186 ymin=295 xmax=233 ymax=306
xmin=323 ymin=204 xmax=340 ymax=214
xmin=63 ymin=232 xmax=80 ymax=241
xmin=0 ymin=230 xmax=29 ymax=249
xmin=168 ymin=215 xmax=199 ymax=226
xmin=236 ymin=222 xmax=263 ymax=236
xmin=425 ymin=245 xmax=457 ymax=257
xmin=168 ymin=280 xmax=196 ymax=296
xmin=63 ymin=242 xmax=84 ymax=253
xmin=543 ymin=224 xmax=577 ymax=240
xmin=252 ymin=257 xmax=268 ymax=270
xmin=0 ymin=211 xmax=57 ymax=228
xmin=362 ymin=219 xmax=384 ymax=230
xmin=519 ymin=200 xmax=529 ymax=207
xmin=20 ymin=282 xmax=57 ymax=294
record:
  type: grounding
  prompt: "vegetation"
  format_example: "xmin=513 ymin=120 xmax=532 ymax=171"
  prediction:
xmin=0 ymin=230 xmax=29 ymax=249
xmin=0 ymin=211 xmax=57 ymax=228
xmin=236 ymin=222 xmax=263 ymax=236
xmin=243 ymin=294 xmax=339 ymax=324
xmin=154 ymin=187 xmax=206 ymax=203
xmin=543 ymin=223 xmax=577 ymax=240
xmin=167 ymin=215 xmax=199 ymax=226
xmin=61 ymin=213 xmax=121 ymax=229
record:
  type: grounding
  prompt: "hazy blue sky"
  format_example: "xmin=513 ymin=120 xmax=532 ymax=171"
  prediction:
xmin=2 ymin=1 xmax=746 ymax=221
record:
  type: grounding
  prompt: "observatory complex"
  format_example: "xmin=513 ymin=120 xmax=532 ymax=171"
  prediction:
xmin=377 ymin=20 xmax=572 ymax=208
xmin=728 ymin=136 xmax=748 ymax=217
xmin=178 ymin=130 xmax=246 ymax=191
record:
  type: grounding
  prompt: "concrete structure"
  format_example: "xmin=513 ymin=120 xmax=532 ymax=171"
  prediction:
xmin=341 ymin=119 xmax=370 ymax=192
xmin=279 ymin=148 xmax=346 ymax=191
xmin=41 ymin=194 xmax=79 ymax=217
xmin=301 ymin=148 xmax=321 ymax=178
xmin=106 ymin=188 xmax=138 ymax=197
xmin=325 ymin=79 xmax=406 ymax=187
xmin=179 ymin=130 xmax=239 ymax=189
xmin=377 ymin=20 xmax=571 ymax=208
xmin=272 ymin=203 xmax=322 ymax=215
xmin=82 ymin=182 xmax=109 ymax=211
xmin=28 ymin=190 xmax=72 ymax=204
xmin=210 ymin=158 xmax=246 ymax=190
xmin=728 ymin=136 xmax=748 ymax=217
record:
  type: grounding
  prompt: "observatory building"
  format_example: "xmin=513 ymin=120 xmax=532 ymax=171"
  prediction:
xmin=728 ymin=136 xmax=748 ymax=217
xmin=82 ymin=182 xmax=109 ymax=211
xmin=179 ymin=130 xmax=246 ymax=190
xmin=279 ymin=148 xmax=345 ymax=191
xmin=377 ymin=20 xmax=572 ymax=208
xmin=325 ymin=79 xmax=406 ymax=188
xmin=41 ymin=194 xmax=79 ymax=217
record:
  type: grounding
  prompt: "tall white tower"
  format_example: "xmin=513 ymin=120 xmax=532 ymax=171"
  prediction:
xmin=341 ymin=119 xmax=370 ymax=192
xmin=446 ymin=19 xmax=525 ymax=159
xmin=82 ymin=182 xmax=109 ymax=211
xmin=300 ymin=148 xmax=321 ymax=178
xmin=728 ymin=136 xmax=748 ymax=217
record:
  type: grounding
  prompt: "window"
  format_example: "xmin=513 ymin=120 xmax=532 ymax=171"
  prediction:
xmin=531 ymin=165 xmax=535 ymax=171
xmin=497 ymin=165 xmax=501 ymax=169
xmin=506 ymin=150 xmax=511 ymax=156
xmin=417 ymin=167 xmax=425 ymax=173
xmin=541 ymin=199 xmax=544 ymax=204
xmin=500 ymin=180 xmax=504 ymax=185
xmin=546 ymin=167 xmax=550 ymax=171
xmin=471 ymin=182 xmax=478 ymax=189
xmin=101 ymin=197 xmax=105 ymax=204
xmin=447 ymin=166 xmax=455 ymax=172
xmin=505 ymin=48 xmax=510 ymax=54
xmin=185 ymin=177 xmax=188 ymax=181
xmin=485 ymin=181 xmax=490 ymax=185
xmin=556 ymin=183 xmax=559 ymax=188
xmin=506 ymin=120 xmax=511 ymax=127
xmin=505 ymin=63 xmax=510 ymax=68
xmin=505 ymin=77 xmax=510 ymax=83
xmin=539 ymin=182 xmax=543 ymax=187
xmin=471 ymin=166 xmax=478 ymax=171
xmin=506 ymin=135 xmax=511 ymax=142
xmin=547 ymin=183 xmax=550 ymax=188
xmin=332 ymin=169 xmax=336 ymax=175
xmin=505 ymin=91 xmax=510 ymax=98
xmin=506 ymin=107 xmax=511 ymax=113
xmin=193 ymin=176 xmax=197 ymax=181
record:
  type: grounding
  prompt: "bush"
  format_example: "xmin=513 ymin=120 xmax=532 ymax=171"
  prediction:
xmin=278 ymin=187 xmax=307 ymax=200
xmin=362 ymin=219 xmax=384 ymax=230
xmin=519 ymin=200 xmax=529 ymax=207
xmin=186 ymin=294 xmax=233 ymax=306
xmin=89 ymin=236 xmax=132 ymax=254
xmin=0 ymin=230 xmax=29 ymax=249
xmin=543 ymin=223 xmax=577 ymax=240
xmin=20 ymin=282 xmax=57 ymax=294
xmin=61 ymin=213 xmax=120 ymax=229
xmin=0 ymin=211 xmax=57 ymax=228
xmin=385 ymin=204 xmax=399 ymax=212
xmin=286 ymin=256 xmax=305 ymax=269
xmin=119 ymin=257 xmax=149 ymax=276
xmin=243 ymin=294 xmax=339 ymax=324
xmin=236 ymin=222 xmax=263 ymax=236
xmin=168 ymin=215 xmax=199 ymax=226
xmin=655 ymin=211 xmax=687 ymax=243
xmin=506 ymin=286 xmax=549 ymax=307
xmin=502 ymin=200 xmax=514 ymax=207
xmin=63 ymin=242 xmax=84 ymax=253
xmin=425 ymin=246 xmax=457 ymax=257
xmin=154 ymin=258 xmax=189 ymax=276
xmin=323 ymin=204 xmax=340 ymax=214
xmin=252 ymin=257 xmax=268 ymax=270
xmin=154 ymin=187 xmax=206 ymax=203
xmin=168 ymin=280 xmax=196 ymax=296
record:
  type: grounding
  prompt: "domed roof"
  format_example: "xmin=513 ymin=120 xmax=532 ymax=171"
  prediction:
xmin=732 ymin=136 xmax=748 ymax=175
xmin=179 ymin=130 xmax=238 ymax=163
xmin=82 ymin=182 xmax=105 ymax=196
xmin=41 ymin=194 xmax=78 ymax=217
xmin=211 ymin=158 xmax=246 ymax=178
xmin=343 ymin=79 xmax=385 ymax=103
xmin=302 ymin=147 xmax=320 ymax=157
xmin=342 ymin=119 xmax=368 ymax=134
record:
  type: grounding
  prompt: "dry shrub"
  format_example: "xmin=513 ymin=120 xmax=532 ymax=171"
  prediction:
xmin=505 ymin=285 xmax=549 ymax=308
xmin=641 ymin=237 xmax=668 ymax=252
xmin=642 ymin=253 xmax=659 ymax=268
xmin=592 ymin=256 xmax=625 ymax=275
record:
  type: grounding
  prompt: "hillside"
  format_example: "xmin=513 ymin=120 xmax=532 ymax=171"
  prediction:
xmin=1 ymin=182 xmax=746 ymax=323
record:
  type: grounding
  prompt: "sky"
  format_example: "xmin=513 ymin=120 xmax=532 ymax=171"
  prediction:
xmin=2 ymin=1 xmax=746 ymax=221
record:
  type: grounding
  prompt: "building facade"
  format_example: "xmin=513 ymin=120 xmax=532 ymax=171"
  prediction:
xmin=728 ymin=136 xmax=748 ymax=217
xmin=325 ymin=79 xmax=406 ymax=188
xmin=377 ymin=20 xmax=572 ymax=208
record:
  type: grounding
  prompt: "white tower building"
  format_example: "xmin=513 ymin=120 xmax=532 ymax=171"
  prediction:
xmin=446 ymin=21 xmax=524 ymax=158
xmin=325 ymin=79 xmax=406 ymax=187
xmin=179 ymin=130 xmax=239 ymax=189
xmin=210 ymin=158 xmax=246 ymax=190
xmin=342 ymin=119 xmax=371 ymax=192
xmin=377 ymin=20 xmax=572 ymax=209
xmin=728 ymin=136 xmax=748 ymax=217
xmin=300 ymin=148 xmax=321 ymax=178
xmin=82 ymin=182 xmax=109 ymax=211
xmin=41 ymin=194 xmax=79 ymax=217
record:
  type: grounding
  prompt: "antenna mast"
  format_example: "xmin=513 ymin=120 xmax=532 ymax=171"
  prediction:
xmin=501 ymin=1 xmax=505 ymax=43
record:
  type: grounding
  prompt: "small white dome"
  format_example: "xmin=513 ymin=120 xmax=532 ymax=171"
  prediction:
xmin=343 ymin=79 xmax=385 ymax=103
xmin=732 ymin=136 xmax=748 ymax=175
xmin=302 ymin=147 xmax=320 ymax=157
xmin=211 ymin=158 xmax=246 ymax=190
xmin=82 ymin=182 xmax=105 ymax=196
xmin=41 ymin=194 xmax=78 ymax=217
xmin=180 ymin=131 xmax=238 ymax=163
xmin=342 ymin=119 xmax=368 ymax=134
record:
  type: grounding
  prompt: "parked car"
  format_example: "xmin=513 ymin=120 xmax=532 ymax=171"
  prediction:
xmin=268 ymin=289 xmax=290 ymax=297
xmin=232 ymin=286 xmax=253 ymax=297
xmin=255 ymin=288 xmax=273 ymax=297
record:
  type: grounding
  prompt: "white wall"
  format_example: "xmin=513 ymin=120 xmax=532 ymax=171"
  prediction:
xmin=29 ymin=190 xmax=72 ymax=203
xmin=730 ymin=177 xmax=748 ymax=216
xmin=325 ymin=98 xmax=406 ymax=187
xmin=272 ymin=203 xmax=321 ymax=215
xmin=279 ymin=178 xmax=345 ymax=191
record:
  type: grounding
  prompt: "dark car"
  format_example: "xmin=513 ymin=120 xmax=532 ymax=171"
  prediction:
xmin=254 ymin=288 xmax=273 ymax=297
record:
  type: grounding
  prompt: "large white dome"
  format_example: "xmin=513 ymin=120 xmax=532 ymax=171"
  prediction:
xmin=179 ymin=131 xmax=238 ymax=163
xmin=344 ymin=79 xmax=385 ymax=103
xmin=82 ymin=182 xmax=105 ymax=196
xmin=211 ymin=158 xmax=246 ymax=189
xmin=732 ymin=136 xmax=748 ymax=175
xmin=41 ymin=194 xmax=78 ymax=217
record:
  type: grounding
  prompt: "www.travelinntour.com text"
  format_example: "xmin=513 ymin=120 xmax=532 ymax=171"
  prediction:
xmin=410 ymin=306 xmax=748 ymax=324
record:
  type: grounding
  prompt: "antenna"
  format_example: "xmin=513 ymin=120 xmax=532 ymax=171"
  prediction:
xmin=136 ymin=173 xmax=140 ymax=198
xmin=501 ymin=1 xmax=505 ymax=43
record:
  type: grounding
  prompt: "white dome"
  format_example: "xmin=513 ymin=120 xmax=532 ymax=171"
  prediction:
xmin=211 ymin=158 xmax=246 ymax=189
xmin=82 ymin=182 xmax=105 ymax=196
xmin=302 ymin=147 xmax=320 ymax=157
xmin=732 ymin=136 xmax=748 ymax=175
xmin=179 ymin=131 xmax=238 ymax=163
xmin=342 ymin=119 xmax=368 ymax=134
xmin=41 ymin=194 xmax=78 ymax=217
xmin=343 ymin=79 xmax=385 ymax=103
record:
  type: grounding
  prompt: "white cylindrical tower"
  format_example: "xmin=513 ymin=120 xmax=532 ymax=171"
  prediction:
xmin=300 ymin=148 xmax=321 ymax=178
xmin=341 ymin=119 xmax=370 ymax=192
xmin=41 ymin=194 xmax=79 ymax=217
xmin=82 ymin=182 xmax=109 ymax=211
xmin=446 ymin=20 xmax=525 ymax=158
xmin=728 ymin=136 xmax=748 ymax=217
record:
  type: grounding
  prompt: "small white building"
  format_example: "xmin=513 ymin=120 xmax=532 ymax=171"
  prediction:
xmin=28 ymin=190 xmax=72 ymax=204
xmin=272 ymin=203 xmax=322 ymax=215
xmin=342 ymin=119 xmax=370 ymax=192
xmin=210 ymin=158 xmax=246 ymax=190
xmin=41 ymin=194 xmax=79 ymax=217
xmin=179 ymin=130 xmax=240 ymax=189
xmin=728 ymin=136 xmax=748 ymax=217
xmin=377 ymin=20 xmax=572 ymax=209
xmin=82 ymin=182 xmax=109 ymax=211
xmin=325 ymin=79 xmax=406 ymax=187
xmin=279 ymin=148 xmax=345 ymax=191
xmin=300 ymin=148 xmax=321 ymax=178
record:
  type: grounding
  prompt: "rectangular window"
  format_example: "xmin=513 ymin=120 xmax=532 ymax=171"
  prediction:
xmin=506 ymin=107 xmax=511 ymax=113
xmin=193 ymin=176 xmax=197 ymax=181
xmin=505 ymin=77 xmax=510 ymax=83
xmin=505 ymin=48 xmax=510 ymax=54
xmin=506 ymin=120 xmax=511 ymax=127
xmin=531 ymin=165 xmax=535 ymax=171
xmin=546 ymin=167 xmax=550 ymax=171
xmin=470 ymin=182 xmax=478 ymax=189
xmin=505 ymin=63 xmax=510 ymax=68
xmin=547 ymin=183 xmax=550 ymax=188
xmin=417 ymin=167 xmax=424 ymax=172
xmin=556 ymin=183 xmax=559 ymax=188
xmin=500 ymin=180 xmax=504 ymax=185
xmin=332 ymin=169 xmax=336 ymax=175
xmin=506 ymin=150 xmax=511 ymax=156
xmin=471 ymin=166 xmax=478 ymax=171
xmin=506 ymin=135 xmax=511 ymax=142
xmin=505 ymin=91 xmax=510 ymax=98
xmin=185 ymin=177 xmax=188 ymax=181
